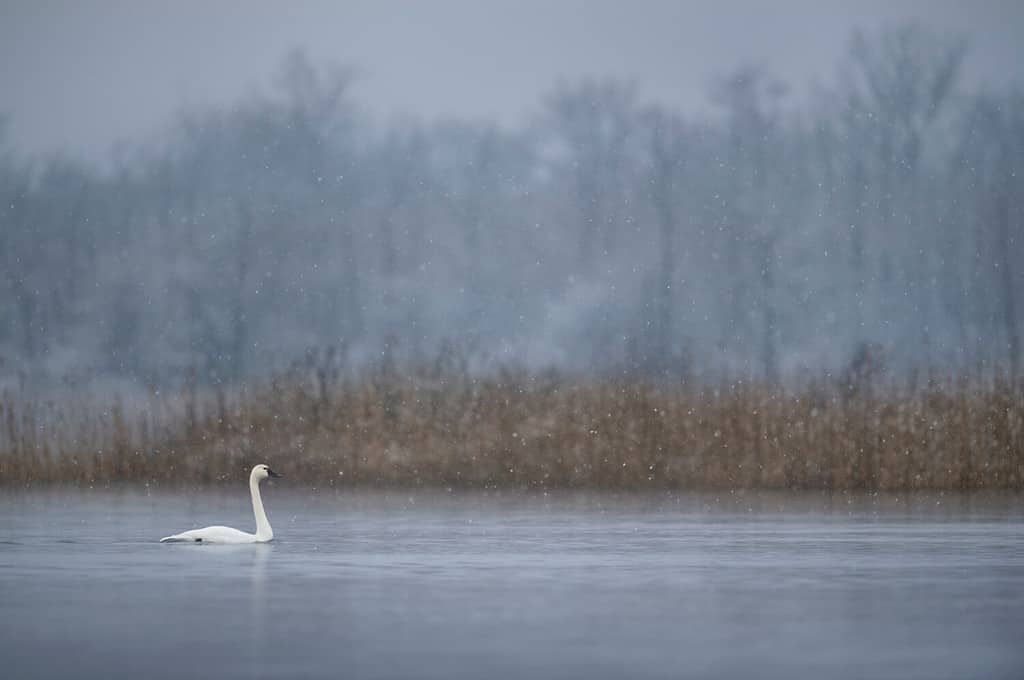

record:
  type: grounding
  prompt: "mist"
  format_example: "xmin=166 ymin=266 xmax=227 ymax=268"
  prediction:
xmin=1 ymin=8 xmax=1023 ymax=391
xmin=3 ymin=10 xmax=1024 ymax=677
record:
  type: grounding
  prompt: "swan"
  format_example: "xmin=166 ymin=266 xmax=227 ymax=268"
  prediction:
xmin=160 ymin=464 xmax=282 ymax=544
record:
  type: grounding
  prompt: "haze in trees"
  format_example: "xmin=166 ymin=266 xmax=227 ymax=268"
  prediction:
xmin=0 ymin=27 xmax=1020 ymax=391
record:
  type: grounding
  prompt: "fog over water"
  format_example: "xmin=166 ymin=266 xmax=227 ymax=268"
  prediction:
xmin=2 ymin=2 xmax=1023 ymax=389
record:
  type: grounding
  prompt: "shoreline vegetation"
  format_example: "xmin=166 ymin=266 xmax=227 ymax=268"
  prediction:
xmin=2 ymin=364 xmax=1021 ymax=491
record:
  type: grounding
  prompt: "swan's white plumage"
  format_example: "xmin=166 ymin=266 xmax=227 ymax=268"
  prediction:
xmin=160 ymin=464 xmax=280 ymax=544
xmin=160 ymin=525 xmax=260 ymax=544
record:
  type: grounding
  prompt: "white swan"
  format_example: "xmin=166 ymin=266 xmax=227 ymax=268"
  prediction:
xmin=160 ymin=464 xmax=282 ymax=544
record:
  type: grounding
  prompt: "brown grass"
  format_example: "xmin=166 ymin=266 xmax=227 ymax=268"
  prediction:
xmin=1 ymin=367 xmax=1022 ymax=490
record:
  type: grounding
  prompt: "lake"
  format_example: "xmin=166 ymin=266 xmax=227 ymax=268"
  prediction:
xmin=1 ymin=486 xmax=1022 ymax=679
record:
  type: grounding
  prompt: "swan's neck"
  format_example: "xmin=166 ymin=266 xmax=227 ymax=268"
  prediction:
xmin=250 ymin=474 xmax=273 ymax=541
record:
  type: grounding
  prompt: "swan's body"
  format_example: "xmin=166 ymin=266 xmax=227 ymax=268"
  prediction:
xmin=160 ymin=464 xmax=282 ymax=544
xmin=161 ymin=525 xmax=262 ymax=544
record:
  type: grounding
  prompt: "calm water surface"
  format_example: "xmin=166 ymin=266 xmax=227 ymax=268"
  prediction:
xmin=1 ymin=487 xmax=1022 ymax=679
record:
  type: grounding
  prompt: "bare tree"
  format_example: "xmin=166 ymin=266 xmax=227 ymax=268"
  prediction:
xmin=843 ymin=25 xmax=966 ymax=359
xmin=961 ymin=93 xmax=1023 ymax=379
xmin=711 ymin=67 xmax=788 ymax=380
xmin=544 ymin=79 xmax=640 ymax=273
xmin=641 ymin=106 xmax=690 ymax=375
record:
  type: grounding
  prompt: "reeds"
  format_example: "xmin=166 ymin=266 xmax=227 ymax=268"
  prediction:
xmin=1 ymin=367 xmax=1021 ymax=490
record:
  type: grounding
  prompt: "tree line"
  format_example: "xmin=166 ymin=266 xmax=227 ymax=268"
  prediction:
xmin=1 ymin=24 xmax=1021 ymax=390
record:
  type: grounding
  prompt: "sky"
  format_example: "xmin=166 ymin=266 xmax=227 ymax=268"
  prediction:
xmin=2 ymin=0 xmax=1023 ymax=163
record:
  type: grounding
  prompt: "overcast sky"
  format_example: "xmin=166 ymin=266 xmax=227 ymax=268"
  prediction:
xmin=2 ymin=0 xmax=1023 ymax=162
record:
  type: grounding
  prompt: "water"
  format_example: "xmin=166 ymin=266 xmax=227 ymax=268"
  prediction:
xmin=1 ymin=487 xmax=1022 ymax=679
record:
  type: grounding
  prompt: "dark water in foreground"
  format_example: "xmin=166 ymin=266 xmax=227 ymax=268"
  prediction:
xmin=1 ymin=487 xmax=1022 ymax=679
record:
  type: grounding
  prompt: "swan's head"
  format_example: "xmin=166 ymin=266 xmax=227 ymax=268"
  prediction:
xmin=251 ymin=464 xmax=283 ymax=481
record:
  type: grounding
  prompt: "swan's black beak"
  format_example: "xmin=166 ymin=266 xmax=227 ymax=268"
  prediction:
xmin=268 ymin=469 xmax=283 ymax=478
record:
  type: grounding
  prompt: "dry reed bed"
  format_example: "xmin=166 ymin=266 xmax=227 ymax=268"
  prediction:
xmin=1 ymin=372 xmax=1022 ymax=489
